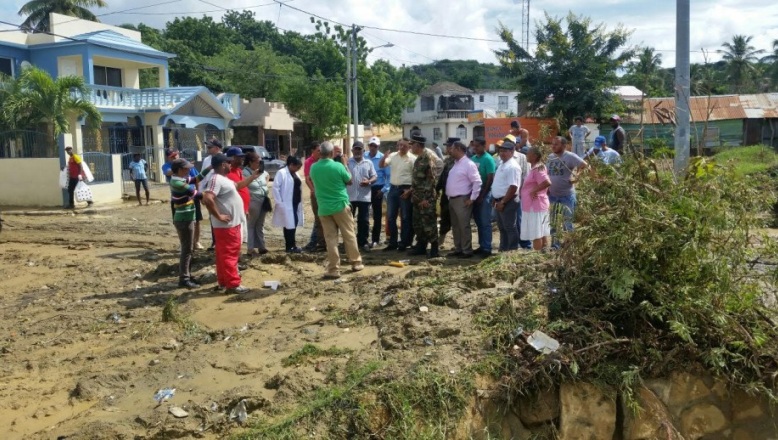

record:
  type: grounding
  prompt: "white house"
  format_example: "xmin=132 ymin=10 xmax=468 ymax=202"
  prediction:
xmin=401 ymin=81 xmax=519 ymax=143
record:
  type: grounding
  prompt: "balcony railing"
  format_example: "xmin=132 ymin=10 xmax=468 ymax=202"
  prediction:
xmin=81 ymin=86 xmax=240 ymax=115
xmin=437 ymin=111 xmax=470 ymax=120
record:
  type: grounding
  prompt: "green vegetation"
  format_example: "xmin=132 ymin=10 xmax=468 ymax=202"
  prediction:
xmin=281 ymin=344 xmax=352 ymax=367
xmin=18 ymin=0 xmax=107 ymax=33
xmin=714 ymin=145 xmax=778 ymax=176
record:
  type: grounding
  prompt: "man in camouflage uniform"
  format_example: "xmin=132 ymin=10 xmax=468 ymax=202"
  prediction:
xmin=409 ymin=134 xmax=440 ymax=258
xmin=435 ymin=137 xmax=459 ymax=248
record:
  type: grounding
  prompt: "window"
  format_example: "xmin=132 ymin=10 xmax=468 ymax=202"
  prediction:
xmin=421 ymin=96 xmax=435 ymax=111
xmin=479 ymin=95 xmax=484 ymax=103
xmin=93 ymin=65 xmax=122 ymax=87
xmin=498 ymin=96 xmax=509 ymax=111
xmin=406 ymin=105 xmax=415 ymax=113
xmin=456 ymin=124 xmax=467 ymax=140
xmin=433 ymin=128 xmax=442 ymax=141
xmin=0 ymin=58 xmax=12 ymax=77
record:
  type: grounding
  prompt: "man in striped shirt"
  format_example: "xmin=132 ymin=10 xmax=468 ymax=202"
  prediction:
xmin=170 ymin=158 xmax=209 ymax=288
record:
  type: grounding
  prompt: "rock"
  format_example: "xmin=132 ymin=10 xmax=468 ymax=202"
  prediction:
xmin=435 ymin=327 xmax=461 ymax=338
xmin=419 ymin=306 xmax=429 ymax=313
xmin=647 ymin=372 xmax=711 ymax=414
xmin=558 ymin=382 xmax=616 ymax=440
xmin=168 ymin=406 xmax=188 ymax=418
xmin=264 ymin=373 xmax=286 ymax=390
xmin=623 ymin=386 xmax=682 ymax=440
xmin=732 ymin=428 xmax=755 ymax=440
xmin=148 ymin=359 xmax=160 ymax=366
xmin=163 ymin=339 xmax=180 ymax=350
xmin=731 ymin=389 xmax=765 ymax=422
xmin=518 ymin=388 xmax=560 ymax=426
xmin=380 ymin=294 xmax=395 ymax=307
xmin=680 ymin=403 xmax=728 ymax=439
xmin=71 ymin=379 xmax=105 ymax=401
xmin=197 ymin=270 xmax=217 ymax=284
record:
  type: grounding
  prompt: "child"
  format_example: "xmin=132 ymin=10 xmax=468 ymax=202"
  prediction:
xmin=169 ymin=158 xmax=210 ymax=288
xmin=128 ymin=153 xmax=150 ymax=205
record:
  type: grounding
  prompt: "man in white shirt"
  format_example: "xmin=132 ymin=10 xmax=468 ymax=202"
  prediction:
xmin=584 ymin=136 xmax=622 ymax=165
xmin=491 ymin=142 xmax=523 ymax=251
xmin=379 ymin=138 xmax=417 ymax=251
xmin=568 ymin=116 xmax=591 ymax=158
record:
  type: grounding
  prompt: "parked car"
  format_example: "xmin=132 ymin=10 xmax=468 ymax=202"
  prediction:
xmin=232 ymin=145 xmax=286 ymax=180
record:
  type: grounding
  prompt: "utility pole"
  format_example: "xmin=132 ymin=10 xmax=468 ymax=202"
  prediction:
xmin=345 ymin=34 xmax=352 ymax=150
xmin=674 ymin=0 xmax=690 ymax=174
xmin=521 ymin=0 xmax=530 ymax=51
xmin=351 ymin=24 xmax=360 ymax=150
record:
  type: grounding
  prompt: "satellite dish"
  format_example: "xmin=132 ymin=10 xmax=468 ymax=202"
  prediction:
xmin=20 ymin=60 xmax=33 ymax=70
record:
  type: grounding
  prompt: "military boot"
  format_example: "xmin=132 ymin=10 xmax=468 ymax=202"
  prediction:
xmin=408 ymin=240 xmax=428 ymax=256
xmin=428 ymin=241 xmax=440 ymax=258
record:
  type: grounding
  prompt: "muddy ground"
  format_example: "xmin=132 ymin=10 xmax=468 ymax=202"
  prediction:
xmin=0 ymin=186 xmax=509 ymax=439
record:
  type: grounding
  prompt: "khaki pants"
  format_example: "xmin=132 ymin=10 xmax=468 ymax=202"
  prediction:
xmin=448 ymin=196 xmax=473 ymax=254
xmin=320 ymin=206 xmax=363 ymax=276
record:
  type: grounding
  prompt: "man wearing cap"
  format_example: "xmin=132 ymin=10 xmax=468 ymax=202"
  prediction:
xmin=225 ymin=147 xmax=251 ymax=248
xmin=379 ymin=138 xmax=416 ymax=251
xmin=169 ymin=158 xmax=209 ymax=288
xmin=491 ymin=141 xmax=522 ymax=251
xmin=347 ymin=141 xmax=377 ymax=250
xmin=470 ymin=137 xmax=496 ymax=256
xmin=366 ymin=137 xmax=387 ymax=248
xmin=202 ymin=153 xmax=262 ymax=294
xmin=310 ymin=142 xmax=364 ymax=279
xmin=585 ymin=136 xmax=622 ymax=165
xmin=509 ymin=120 xmax=531 ymax=153
xmin=435 ymin=137 xmax=459 ymax=247
xmin=202 ymin=138 xmax=223 ymax=173
xmin=445 ymin=141 xmax=482 ymax=258
xmin=408 ymin=134 xmax=440 ymax=257
xmin=547 ymin=136 xmax=587 ymax=247
xmin=303 ymin=142 xmax=327 ymax=252
xmin=64 ymin=146 xmax=92 ymax=209
xmin=608 ymin=115 xmax=626 ymax=154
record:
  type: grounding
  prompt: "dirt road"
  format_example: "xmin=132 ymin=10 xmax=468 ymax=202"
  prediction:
xmin=0 ymin=192 xmax=489 ymax=439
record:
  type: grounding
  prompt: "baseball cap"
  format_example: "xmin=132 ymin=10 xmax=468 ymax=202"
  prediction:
xmin=610 ymin=114 xmax=621 ymax=121
xmin=593 ymin=136 xmax=607 ymax=148
xmin=205 ymin=138 xmax=223 ymax=149
xmin=352 ymin=141 xmax=364 ymax=150
xmin=368 ymin=136 xmax=381 ymax=146
xmin=210 ymin=153 xmax=229 ymax=169
xmin=165 ymin=148 xmax=178 ymax=158
xmin=225 ymin=146 xmax=245 ymax=157
xmin=170 ymin=158 xmax=194 ymax=173
xmin=503 ymin=134 xmax=517 ymax=144
xmin=499 ymin=141 xmax=516 ymax=150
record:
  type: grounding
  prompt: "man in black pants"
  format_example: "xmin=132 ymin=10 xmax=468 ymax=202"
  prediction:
xmin=366 ymin=137 xmax=387 ymax=248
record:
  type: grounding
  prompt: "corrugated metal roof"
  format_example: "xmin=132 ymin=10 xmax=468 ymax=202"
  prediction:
xmin=739 ymin=93 xmax=778 ymax=118
xmin=71 ymin=30 xmax=175 ymax=59
xmin=420 ymin=81 xmax=473 ymax=96
xmin=628 ymin=93 xmax=778 ymax=124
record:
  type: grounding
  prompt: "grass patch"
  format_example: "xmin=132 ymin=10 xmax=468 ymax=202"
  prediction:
xmin=714 ymin=145 xmax=778 ymax=176
xmin=281 ymin=344 xmax=352 ymax=367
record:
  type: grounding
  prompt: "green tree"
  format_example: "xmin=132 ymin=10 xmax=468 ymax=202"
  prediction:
xmin=360 ymin=60 xmax=416 ymax=126
xmin=761 ymin=39 xmax=778 ymax=87
xmin=624 ymin=47 xmax=665 ymax=97
xmin=0 ymin=67 xmax=101 ymax=156
xmin=18 ymin=0 xmax=107 ymax=32
xmin=496 ymin=13 xmax=634 ymax=126
xmin=720 ymin=35 xmax=764 ymax=93
xmin=281 ymin=75 xmax=347 ymax=140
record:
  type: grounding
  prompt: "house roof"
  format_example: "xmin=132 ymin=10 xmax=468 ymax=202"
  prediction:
xmin=70 ymin=30 xmax=175 ymax=59
xmin=420 ymin=81 xmax=474 ymax=96
xmin=739 ymin=93 xmax=778 ymax=119
xmin=164 ymin=86 xmax=235 ymax=120
xmin=629 ymin=95 xmax=748 ymax=124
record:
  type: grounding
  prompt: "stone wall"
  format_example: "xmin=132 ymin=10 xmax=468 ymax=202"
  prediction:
xmin=462 ymin=372 xmax=776 ymax=439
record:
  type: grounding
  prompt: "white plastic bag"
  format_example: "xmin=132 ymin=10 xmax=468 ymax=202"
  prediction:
xmin=75 ymin=181 xmax=93 ymax=202
xmin=59 ymin=168 xmax=68 ymax=189
xmin=81 ymin=161 xmax=95 ymax=183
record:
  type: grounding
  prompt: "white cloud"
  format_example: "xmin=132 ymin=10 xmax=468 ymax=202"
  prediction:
xmin=3 ymin=0 xmax=777 ymax=67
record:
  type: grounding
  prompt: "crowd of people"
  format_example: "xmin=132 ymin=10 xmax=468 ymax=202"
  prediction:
xmin=161 ymin=117 xmax=624 ymax=291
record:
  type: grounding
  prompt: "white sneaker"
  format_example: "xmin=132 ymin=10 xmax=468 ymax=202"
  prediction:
xmin=195 ymin=242 xmax=204 ymax=250
xmin=370 ymin=242 xmax=378 ymax=248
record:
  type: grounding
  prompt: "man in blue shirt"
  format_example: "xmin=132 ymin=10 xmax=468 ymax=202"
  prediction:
xmin=128 ymin=153 xmax=149 ymax=206
xmin=366 ymin=137 xmax=387 ymax=248
xmin=585 ymin=136 xmax=622 ymax=165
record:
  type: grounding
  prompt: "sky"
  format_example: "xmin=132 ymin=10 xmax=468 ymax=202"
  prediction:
xmin=2 ymin=0 xmax=777 ymax=68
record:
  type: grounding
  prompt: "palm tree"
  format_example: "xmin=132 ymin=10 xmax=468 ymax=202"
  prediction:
xmin=627 ymin=47 xmax=664 ymax=97
xmin=18 ymin=0 xmax=107 ymax=33
xmin=761 ymin=39 xmax=778 ymax=87
xmin=2 ymin=67 xmax=101 ymax=156
xmin=719 ymin=35 xmax=765 ymax=93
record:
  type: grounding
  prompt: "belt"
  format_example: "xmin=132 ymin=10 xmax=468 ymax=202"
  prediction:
xmin=492 ymin=196 xmax=504 ymax=202
xmin=391 ymin=184 xmax=411 ymax=189
xmin=449 ymin=195 xmax=468 ymax=199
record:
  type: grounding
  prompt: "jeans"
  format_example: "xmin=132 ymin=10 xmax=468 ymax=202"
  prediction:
xmin=386 ymin=185 xmax=413 ymax=248
xmin=174 ymin=221 xmax=194 ymax=282
xmin=67 ymin=177 xmax=79 ymax=207
xmin=549 ymin=192 xmax=577 ymax=248
xmin=247 ymin=197 xmax=268 ymax=251
xmin=517 ymin=209 xmax=533 ymax=249
xmin=370 ymin=186 xmax=384 ymax=244
xmin=473 ymin=193 xmax=493 ymax=252
xmin=495 ymin=198 xmax=519 ymax=251
xmin=351 ymin=201 xmax=371 ymax=247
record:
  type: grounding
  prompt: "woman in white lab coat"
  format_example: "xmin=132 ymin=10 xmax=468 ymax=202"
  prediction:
xmin=271 ymin=156 xmax=305 ymax=252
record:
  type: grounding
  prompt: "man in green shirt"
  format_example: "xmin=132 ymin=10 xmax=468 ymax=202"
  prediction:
xmin=309 ymin=141 xmax=364 ymax=280
xmin=470 ymin=137 xmax=496 ymax=256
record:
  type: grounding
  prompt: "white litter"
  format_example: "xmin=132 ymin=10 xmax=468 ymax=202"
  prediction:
xmin=264 ymin=281 xmax=280 ymax=290
xmin=527 ymin=330 xmax=560 ymax=354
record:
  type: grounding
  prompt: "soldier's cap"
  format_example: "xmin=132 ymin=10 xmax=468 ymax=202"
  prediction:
xmin=499 ymin=141 xmax=516 ymax=151
xmin=410 ymin=134 xmax=426 ymax=145
xmin=171 ymin=158 xmax=194 ymax=173
xmin=444 ymin=137 xmax=460 ymax=146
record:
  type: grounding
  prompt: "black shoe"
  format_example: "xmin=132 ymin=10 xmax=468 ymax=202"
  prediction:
xmin=408 ymin=242 xmax=427 ymax=256
xmin=178 ymin=280 xmax=199 ymax=289
xmin=428 ymin=242 xmax=439 ymax=258
xmin=398 ymin=246 xmax=407 ymax=252
xmin=287 ymin=247 xmax=303 ymax=254
xmin=86 ymin=201 xmax=94 ymax=206
xmin=447 ymin=251 xmax=463 ymax=258
xmin=458 ymin=253 xmax=474 ymax=259
xmin=474 ymin=248 xmax=492 ymax=256
xmin=382 ymin=245 xmax=398 ymax=251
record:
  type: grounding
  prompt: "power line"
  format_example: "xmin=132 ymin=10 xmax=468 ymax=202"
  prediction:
xmin=360 ymin=24 xmax=504 ymax=44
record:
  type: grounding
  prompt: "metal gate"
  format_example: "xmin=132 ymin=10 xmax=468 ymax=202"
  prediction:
xmin=120 ymin=147 xmax=163 ymax=196
xmin=83 ymin=126 xmax=144 ymax=154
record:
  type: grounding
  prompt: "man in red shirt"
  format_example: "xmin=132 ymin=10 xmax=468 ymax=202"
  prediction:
xmin=303 ymin=142 xmax=326 ymax=252
xmin=65 ymin=146 xmax=92 ymax=209
xmin=225 ymin=147 xmax=249 ymax=247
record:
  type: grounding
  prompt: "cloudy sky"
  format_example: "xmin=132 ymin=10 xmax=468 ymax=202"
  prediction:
xmin=2 ymin=0 xmax=777 ymax=67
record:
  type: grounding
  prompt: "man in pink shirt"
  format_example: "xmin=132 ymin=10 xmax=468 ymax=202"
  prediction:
xmin=445 ymin=141 xmax=482 ymax=258
xmin=303 ymin=142 xmax=326 ymax=251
